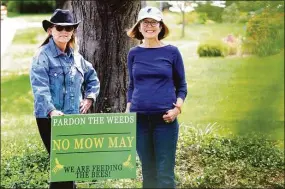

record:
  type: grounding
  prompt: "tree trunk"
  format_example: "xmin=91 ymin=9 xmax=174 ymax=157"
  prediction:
xmin=55 ymin=0 xmax=71 ymax=9
xmin=70 ymin=1 xmax=141 ymax=113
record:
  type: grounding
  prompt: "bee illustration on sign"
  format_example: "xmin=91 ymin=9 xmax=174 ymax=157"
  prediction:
xmin=123 ymin=154 xmax=134 ymax=169
xmin=52 ymin=158 xmax=64 ymax=174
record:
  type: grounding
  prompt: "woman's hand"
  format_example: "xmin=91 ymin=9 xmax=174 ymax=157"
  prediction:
xmin=162 ymin=107 xmax=180 ymax=123
xmin=49 ymin=110 xmax=64 ymax=117
xmin=80 ymin=98 xmax=93 ymax=114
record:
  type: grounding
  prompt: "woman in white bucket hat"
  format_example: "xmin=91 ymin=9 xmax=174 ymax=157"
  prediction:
xmin=126 ymin=6 xmax=187 ymax=188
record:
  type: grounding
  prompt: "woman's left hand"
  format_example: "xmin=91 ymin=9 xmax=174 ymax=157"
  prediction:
xmin=162 ymin=108 xmax=180 ymax=123
xmin=80 ymin=98 xmax=93 ymax=114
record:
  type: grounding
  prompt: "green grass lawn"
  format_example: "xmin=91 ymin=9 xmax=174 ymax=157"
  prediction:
xmin=7 ymin=12 xmax=50 ymax=22
xmin=163 ymin=11 xmax=246 ymax=41
xmin=179 ymin=52 xmax=284 ymax=148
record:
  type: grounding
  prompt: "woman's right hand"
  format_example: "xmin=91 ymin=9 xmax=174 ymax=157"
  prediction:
xmin=49 ymin=110 xmax=64 ymax=117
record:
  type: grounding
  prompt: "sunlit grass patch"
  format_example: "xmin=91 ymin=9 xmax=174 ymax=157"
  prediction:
xmin=1 ymin=113 xmax=36 ymax=138
xmin=12 ymin=27 xmax=46 ymax=44
xmin=1 ymin=74 xmax=34 ymax=115
xmin=179 ymin=52 xmax=284 ymax=148
xmin=8 ymin=12 xmax=50 ymax=22
xmin=2 ymin=27 xmax=46 ymax=72
xmin=164 ymin=11 xmax=245 ymax=41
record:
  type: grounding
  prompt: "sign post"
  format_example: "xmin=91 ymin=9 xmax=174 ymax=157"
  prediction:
xmin=50 ymin=113 xmax=136 ymax=182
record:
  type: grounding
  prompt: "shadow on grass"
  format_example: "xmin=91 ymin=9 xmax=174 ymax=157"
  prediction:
xmin=233 ymin=54 xmax=284 ymax=142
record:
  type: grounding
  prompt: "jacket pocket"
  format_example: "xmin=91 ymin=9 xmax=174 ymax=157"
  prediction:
xmin=48 ymin=67 xmax=64 ymax=86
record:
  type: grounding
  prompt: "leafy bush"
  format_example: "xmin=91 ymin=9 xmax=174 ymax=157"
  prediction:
xmin=184 ymin=12 xmax=207 ymax=25
xmin=238 ymin=12 xmax=250 ymax=23
xmin=7 ymin=0 xmax=55 ymax=13
xmin=195 ymin=2 xmax=223 ymax=23
xmin=197 ymin=12 xmax=208 ymax=24
xmin=175 ymin=124 xmax=285 ymax=188
xmin=1 ymin=137 xmax=50 ymax=188
xmin=222 ymin=3 xmax=240 ymax=23
xmin=245 ymin=9 xmax=284 ymax=56
xmin=197 ymin=40 xmax=228 ymax=57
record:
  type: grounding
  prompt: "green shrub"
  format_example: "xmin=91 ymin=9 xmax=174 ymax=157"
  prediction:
xmin=197 ymin=12 xmax=208 ymax=24
xmin=222 ymin=3 xmax=240 ymax=23
xmin=7 ymin=0 xmax=55 ymax=14
xmin=184 ymin=11 xmax=207 ymax=25
xmin=197 ymin=40 xmax=228 ymax=57
xmin=175 ymin=125 xmax=285 ymax=188
xmin=1 ymin=138 xmax=50 ymax=188
xmin=238 ymin=12 xmax=250 ymax=23
xmin=245 ymin=9 xmax=284 ymax=56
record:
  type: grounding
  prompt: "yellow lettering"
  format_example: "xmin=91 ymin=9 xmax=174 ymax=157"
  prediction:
xmin=127 ymin=136 xmax=134 ymax=147
xmin=74 ymin=138 xmax=84 ymax=149
xmin=85 ymin=138 xmax=93 ymax=149
xmin=108 ymin=137 xmax=118 ymax=148
xmin=119 ymin=137 xmax=126 ymax=148
xmin=62 ymin=139 xmax=70 ymax=150
xmin=93 ymin=138 xmax=104 ymax=148
xmin=52 ymin=139 xmax=61 ymax=150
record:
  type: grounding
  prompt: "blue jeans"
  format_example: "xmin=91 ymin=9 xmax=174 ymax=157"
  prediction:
xmin=136 ymin=113 xmax=179 ymax=188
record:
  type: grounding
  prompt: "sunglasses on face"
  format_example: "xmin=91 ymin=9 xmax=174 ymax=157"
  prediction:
xmin=54 ymin=25 xmax=74 ymax=32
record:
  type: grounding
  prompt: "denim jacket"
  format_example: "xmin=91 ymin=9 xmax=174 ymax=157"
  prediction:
xmin=30 ymin=37 xmax=100 ymax=118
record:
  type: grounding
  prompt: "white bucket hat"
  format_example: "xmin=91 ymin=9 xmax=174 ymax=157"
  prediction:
xmin=137 ymin=6 xmax=163 ymax=22
xmin=127 ymin=6 xmax=169 ymax=39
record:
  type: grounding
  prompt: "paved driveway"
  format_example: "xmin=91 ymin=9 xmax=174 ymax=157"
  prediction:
xmin=1 ymin=18 xmax=41 ymax=57
xmin=1 ymin=18 xmax=18 ymax=57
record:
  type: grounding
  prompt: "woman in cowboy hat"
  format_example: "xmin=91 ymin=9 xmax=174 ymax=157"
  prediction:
xmin=30 ymin=9 xmax=100 ymax=189
xmin=126 ymin=6 xmax=187 ymax=188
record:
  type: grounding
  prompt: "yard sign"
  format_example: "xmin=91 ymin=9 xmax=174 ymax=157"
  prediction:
xmin=50 ymin=113 xmax=136 ymax=182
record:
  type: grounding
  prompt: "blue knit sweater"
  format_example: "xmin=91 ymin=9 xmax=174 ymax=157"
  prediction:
xmin=127 ymin=45 xmax=187 ymax=114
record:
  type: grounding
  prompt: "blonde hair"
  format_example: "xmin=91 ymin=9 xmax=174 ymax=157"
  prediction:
xmin=127 ymin=21 xmax=169 ymax=40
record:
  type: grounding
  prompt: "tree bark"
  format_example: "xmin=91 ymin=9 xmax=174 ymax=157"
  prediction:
xmin=55 ymin=0 xmax=71 ymax=9
xmin=70 ymin=1 xmax=141 ymax=113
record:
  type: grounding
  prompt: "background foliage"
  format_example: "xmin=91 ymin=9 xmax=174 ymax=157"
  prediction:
xmin=3 ymin=0 xmax=55 ymax=13
xmin=245 ymin=9 xmax=284 ymax=56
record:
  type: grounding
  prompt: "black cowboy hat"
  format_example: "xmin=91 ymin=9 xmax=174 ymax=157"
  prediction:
xmin=42 ymin=9 xmax=81 ymax=32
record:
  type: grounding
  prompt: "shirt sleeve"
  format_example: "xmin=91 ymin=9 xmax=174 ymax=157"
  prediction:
xmin=30 ymin=52 xmax=56 ymax=117
xmin=127 ymin=51 xmax=134 ymax=103
xmin=82 ymin=59 xmax=100 ymax=102
xmin=173 ymin=47 xmax=187 ymax=100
